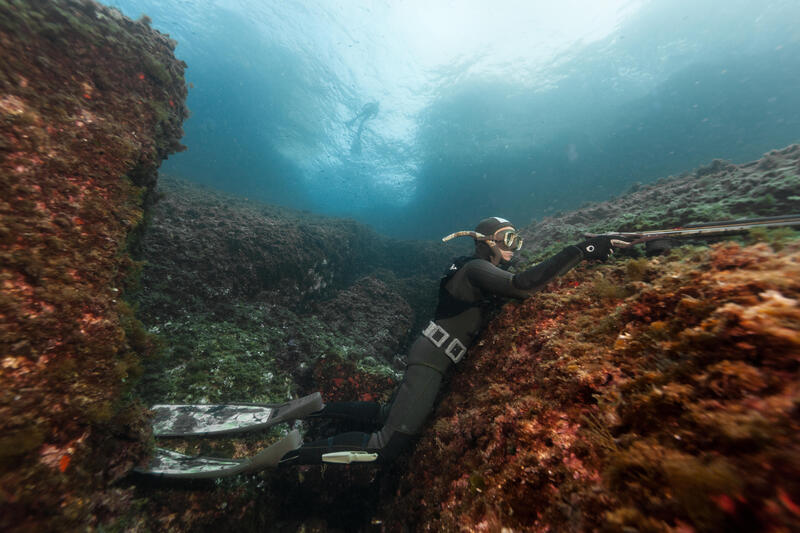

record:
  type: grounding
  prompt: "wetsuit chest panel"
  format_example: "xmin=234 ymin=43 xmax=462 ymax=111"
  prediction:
xmin=435 ymin=257 xmax=484 ymax=321
xmin=414 ymin=258 xmax=504 ymax=373
xmin=445 ymin=266 xmax=484 ymax=302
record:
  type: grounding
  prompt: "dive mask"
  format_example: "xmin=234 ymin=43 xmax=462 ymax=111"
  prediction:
xmin=495 ymin=229 xmax=524 ymax=251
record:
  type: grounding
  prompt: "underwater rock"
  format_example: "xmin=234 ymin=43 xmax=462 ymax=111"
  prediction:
xmin=131 ymin=176 xmax=431 ymax=408
xmin=135 ymin=176 xmax=378 ymax=317
xmin=130 ymin=175 xmax=444 ymax=408
xmin=521 ymin=144 xmax=800 ymax=260
xmin=314 ymin=276 xmax=413 ymax=366
xmin=385 ymin=240 xmax=800 ymax=532
xmin=134 ymin=175 xmax=448 ymax=321
xmin=0 ymin=1 xmax=186 ymax=530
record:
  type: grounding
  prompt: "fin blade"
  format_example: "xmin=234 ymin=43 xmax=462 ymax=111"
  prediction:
xmin=134 ymin=448 xmax=247 ymax=479
xmin=151 ymin=393 xmax=323 ymax=437
xmin=134 ymin=430 xmax=303 ymax=479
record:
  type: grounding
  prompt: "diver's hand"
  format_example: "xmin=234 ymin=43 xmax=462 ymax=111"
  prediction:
xmin=577 ymin=236 xmax=614 ymax=261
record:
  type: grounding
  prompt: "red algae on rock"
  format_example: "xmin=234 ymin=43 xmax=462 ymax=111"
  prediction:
xmin=0 ymin=1 xmax=186 ymax=530
xmin=386 ymin=240 xmax=800 ymax=532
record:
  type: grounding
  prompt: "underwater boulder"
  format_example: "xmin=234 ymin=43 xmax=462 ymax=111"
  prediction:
xmin=135 ymin=176 xmax=390 ymax=319
xmin=385 ymin=240 xmax=800 ymax=531
xmin=0 ymin=1 xmax=187 ymax=530
xmin=521 ymin=144 xmax=800 ymax=260
xmin=314 ymin=276 xmax=413 ymax=365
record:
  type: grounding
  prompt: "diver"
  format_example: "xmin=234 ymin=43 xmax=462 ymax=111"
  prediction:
xmin=346 ymin=101 xmax=379 ymax=128
xmin=280 ymin=217 xmax=617 ymax=465
xmin=346 ymin=101 xmax=379 ymax=155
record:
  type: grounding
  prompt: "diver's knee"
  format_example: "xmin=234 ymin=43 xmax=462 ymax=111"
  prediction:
xmin=369 ymin=431 xmax=415 ymax=463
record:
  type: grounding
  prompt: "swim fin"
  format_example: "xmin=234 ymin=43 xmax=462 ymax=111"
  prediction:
xmin=134 ymin=430 xmax=302 ymax=479
xmin=151 ymin=392 xmax=324 ymax=437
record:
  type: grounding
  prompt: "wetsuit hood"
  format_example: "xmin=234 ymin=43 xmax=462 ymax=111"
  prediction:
xmin=474 ymin=216 xmax=514 ymax=237
xmin=474 ymin=217 xmax=509 ymax=261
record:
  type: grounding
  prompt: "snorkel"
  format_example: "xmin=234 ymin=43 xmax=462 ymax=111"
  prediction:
xmin=441 ymin=229 xmax=524 ymax=251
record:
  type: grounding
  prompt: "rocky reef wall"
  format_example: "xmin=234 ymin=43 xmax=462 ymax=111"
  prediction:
xmin=383 ymin=148 xmax=800 ymax=531
xmin=0 ymin=1 xmax=187 ymax=530
xmin=520 ymin=144 xmax=800 ymax=260
xmin=130 ymin=175 xmax=452 ymax=409
xmin=389 ymin=239 xmax=800 ymax=531
xmin=134 ymin=176 xmax=447 ymax=319
xmin=120 ymin=176 xmax=449 ymax=531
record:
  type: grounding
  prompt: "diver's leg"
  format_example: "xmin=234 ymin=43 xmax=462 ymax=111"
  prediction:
xmin=308 ymin=401 xmax=383 ymax=425
xmin=281 ymin=363 xmax=443 ymax=465
xmin=377 ymin=363 xmax=442 ymax=435
xmin=303 ymin=339 xmax=434 ymax=427
xmin=281 ymin=430 xmax=415 ymax=465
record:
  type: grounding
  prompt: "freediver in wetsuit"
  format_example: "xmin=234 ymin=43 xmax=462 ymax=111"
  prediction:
xmin=346 ymin=101 xmax=379 ymax=128
xmin=280 ymin=217 xmax=616 ymax=465
xmin=347 ymin=102 xmax=379 ymax=155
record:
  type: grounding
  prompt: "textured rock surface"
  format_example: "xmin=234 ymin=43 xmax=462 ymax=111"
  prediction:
xmin=519 ymin=144 xmax=800 ymax=261
xmin=314 ymin=276 xmax=414 ymax=365
xmin=385 ymin=240 xmax=800 ymax=528
xmin=135 ymin=176 xmax=378 ymax=315
xmin=128 ymin=178 xmax=434 ymax=532
xmin=135 ymin=175 xmax=449 ymax=323
xmin=0 ymin=1 xmax=186 ymax=530
xmin=132 ymin=176 xmax=442 ymax=411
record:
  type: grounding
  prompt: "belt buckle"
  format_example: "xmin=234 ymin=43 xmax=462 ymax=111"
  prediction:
xmin=444 ymin=338 xmax=467 ymax=363
xmin=422 ymin=321 xmax=449 ymax=348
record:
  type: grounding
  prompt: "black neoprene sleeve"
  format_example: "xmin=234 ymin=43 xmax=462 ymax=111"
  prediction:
xmin=462 ymin=245 xmax=582 ymax=298
xmin=463 ymin=260 xmax=530 ymax=298
xmin=511 ymin=245 xmax=583 ymax=291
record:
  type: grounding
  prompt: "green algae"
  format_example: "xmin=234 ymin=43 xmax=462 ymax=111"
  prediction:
xmin=137 ymin=308 xmax=290 ymax=404
xmin=0 ymin=427 xmax=45 ymax=463
xmin=745 ymin=226 xmax=799 ymax=250
xmin=141 ymin=54 xmax=172 ymax=86
xmin=136 ymin=294 xmax=404 ymax=406
xmin=590 ymin=273 xmax=634 ymax=300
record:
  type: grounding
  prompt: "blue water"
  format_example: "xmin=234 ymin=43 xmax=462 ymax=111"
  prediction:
xmin=103 ymin=0 xmax=800 ymax=238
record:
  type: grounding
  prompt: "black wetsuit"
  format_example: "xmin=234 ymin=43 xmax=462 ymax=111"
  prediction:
xmin=282 ymin=245 xmax=584 ymax=464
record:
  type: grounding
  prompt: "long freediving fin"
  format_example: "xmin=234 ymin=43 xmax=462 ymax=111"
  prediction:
xmin=134 ymin=430 xmax=303 ymax=479
xmin=151 ymin=392 xmax=324 ymax=437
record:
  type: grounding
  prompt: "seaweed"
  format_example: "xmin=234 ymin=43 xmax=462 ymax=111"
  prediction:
xmin=385 ymin=238 xmax=800 ymax=531
xmin=0 ymin=0 xmax=187 ymax=530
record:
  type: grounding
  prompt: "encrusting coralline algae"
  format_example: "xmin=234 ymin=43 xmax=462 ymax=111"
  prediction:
xmin=1 ymin=0 xmax=187 ymax=530
xmin=388 ymin=239 xmax=800 ymax=532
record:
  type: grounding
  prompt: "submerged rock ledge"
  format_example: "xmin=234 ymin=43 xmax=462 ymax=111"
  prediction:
xmin=388 ymin=239 xmax=800 ymax=532
xmin=520 ymin=144 xmax=800 ymax=260
xmin=1 ymin=0 xmax=187 ymax=530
